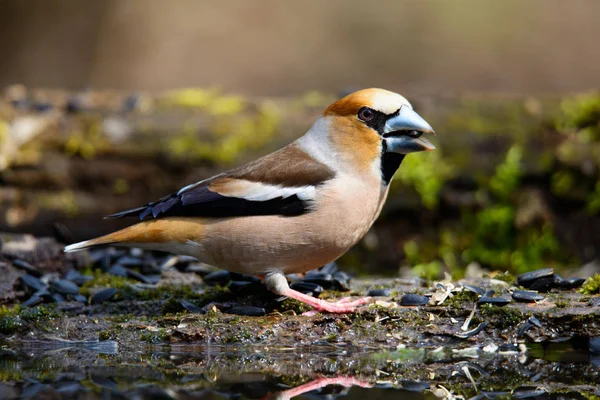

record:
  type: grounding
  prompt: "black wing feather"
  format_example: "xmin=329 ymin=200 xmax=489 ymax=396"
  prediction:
xmin=106 ymin=184 xmax=309 ymax=221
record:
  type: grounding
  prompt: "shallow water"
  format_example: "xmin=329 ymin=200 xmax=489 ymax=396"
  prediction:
xmin=0 ymin=338 xmax=598 ymax=399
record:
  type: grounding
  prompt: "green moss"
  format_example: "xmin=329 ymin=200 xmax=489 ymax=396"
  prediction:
xmin=479 ymin=304 xmax=525 ymax=329
xmin=140 ymin=328 xmax=168 ymax=343
xmin=556 ymin=91 xmax=600 ymax=141
xmin=493 ymin=272 xmax=516 ymax=284
xmin=0 ymin=305 xmax=58 ymax=335
xmin=278 ymin=298 xmax=311 ymax=314
xmin=580 ymin=274 xmax=600 ymax=295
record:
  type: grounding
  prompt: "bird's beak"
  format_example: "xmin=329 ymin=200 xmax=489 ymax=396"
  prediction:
xmin=383 ymin=106 xmax=436 ymax=154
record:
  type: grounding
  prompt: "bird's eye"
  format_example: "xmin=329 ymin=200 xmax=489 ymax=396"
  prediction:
xmin=358 ymin=107 xmax=375 ymax=122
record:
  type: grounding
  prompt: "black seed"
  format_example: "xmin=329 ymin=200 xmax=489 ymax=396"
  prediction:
xmin=126 ymin=269 xmax=153 ymax=283
xmin=12 ymin=259 xmax=42 ymax=277
xmin=526 ymin=276 xmax=556 ymax=292
xmin=368 ymin=289 xmax=391 ymax=297
xmin=73 ymin=294 xmax=87 ymax=303
xmin=229 ymin=306 xmax=266 ymax=317
xmin=290 ymin=282 xmax=323 ymax=297
xmin=513 ymin=387 xmax=548 ymax=399
xmin=108 ymin=264 xmax=128 ymax=277
xmin=498 ymin=343 xmax=519 ymax=352
xmin=512 ymin=290 xmax=544 ymax=303
xmin=116 ymin=255 xmax=144 ymax=267
xmin=228 ymin=281 xmax=266 ymax=296
xmin=64 ymin=269 xmax=91 ymax=286
xmin=528 ymin=316 xmax=542 ymax=327
xmin=590 ymin=337 xmax=600 ymax=354
xmin=319 ymin=262 xmax=339 ymax=275
xmin=455 ymin=321 xmax=488 ymax=338
xmin=517 ymin=321 xmax=534 ymax=338
xmin=51 ymin=293 xmax=65 ymax=303
xmin=91 ymin=288 xmax=118 ymax=304
xmin=400 ymin=381 xmax=430 ymax=392
xmin=461 ymin=284 xmax=486 ymax=296
xmin=22 ymin=295 xmax=44 ymax=307
xmin=143 ymin=275 xmax=162 ymax=284
xmin=517 ymin=268 xmax=554 ymax=287
xmin=229 ymin=273 xmax=261 ymax=283
xmin=478 ymin=297 xmax=511 ymax=307
xmin=20 ymin=274 xmax=45 ymax=292
xmin=558 ymin=277 xmax=586 ymax=290
xmin=180 ymin=299 xmax=203 ymax=313
xmin=203 ymin=270 xmax=231 ymax=286
xmin=51 ymin=279 xmax=80 ymax=295
xmin=400 ymin=293 xmax=429 ymax=306
xmin=332 ymin=271 xmax=351 ymax=291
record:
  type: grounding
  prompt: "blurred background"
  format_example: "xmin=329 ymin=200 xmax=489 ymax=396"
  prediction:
xmin=1 ymin=0 xmax=599 ymax=278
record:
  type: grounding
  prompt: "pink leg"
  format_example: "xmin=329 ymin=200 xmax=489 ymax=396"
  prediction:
xmin=265 ymin=272 xmax=372 ymax=314
xmin=277 ymin=376 xmax=373 ymax=400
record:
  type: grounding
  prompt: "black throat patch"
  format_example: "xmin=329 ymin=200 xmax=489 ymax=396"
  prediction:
xmin=380 ymin=139 xmax=405 ymax=185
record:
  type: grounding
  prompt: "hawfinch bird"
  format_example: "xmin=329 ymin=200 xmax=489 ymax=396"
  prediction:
xmin=65 ymin=88 xmax=435 ymax=313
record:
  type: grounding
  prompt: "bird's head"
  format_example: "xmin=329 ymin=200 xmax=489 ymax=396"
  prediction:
xmin=316 ymin=88 xmax=435 ymax=179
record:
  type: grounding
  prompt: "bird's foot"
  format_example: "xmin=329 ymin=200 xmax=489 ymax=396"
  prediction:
xmin=300 ymin=296 xmax=372 ymax=316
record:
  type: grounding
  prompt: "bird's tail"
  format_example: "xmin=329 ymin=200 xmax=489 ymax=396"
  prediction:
xmin=63 ymin=223 xmax=151 ymax=253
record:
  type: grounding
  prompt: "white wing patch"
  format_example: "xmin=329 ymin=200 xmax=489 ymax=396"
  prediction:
xmin=221 ymin=181 xmax=316 ymax=202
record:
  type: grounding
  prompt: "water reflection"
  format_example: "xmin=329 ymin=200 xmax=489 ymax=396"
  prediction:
xmin=0 ymin=339 xmax=598 ymax=399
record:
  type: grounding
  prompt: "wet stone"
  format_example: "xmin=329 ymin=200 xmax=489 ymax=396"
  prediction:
xmin=91 ymin=288 xmax=118 ymax=305
xmin=367 ymin=289 xmax=392 ymax=297
xmin=229 ymin=306 xmax=266 ymax=317
xmin=290 ymin=282 xmax=323 ymax=297
xmin=512 ymin=290 xmax=544 ymax=303
xmin=12 ymin=259 xmax=42 ymax=277
xmin=203 ymin=270 xmax=231 ymax=286
xmin=50 ymin=279 xmax=80 ymax=295
xmin=400 ymin=293 xmax=429 ymax=306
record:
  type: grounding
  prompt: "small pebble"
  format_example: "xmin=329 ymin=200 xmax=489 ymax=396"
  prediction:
xmin=229 ymin=306 xmax=266 ymax=317
xmin=400 ymin=293 xmax=429 ymax=306
xmin=12 ymin=259 xmax=42 ymax=277
xmin=91 ymin=288 xmax=118 ymax=304
xmin=203 ymin=270 xmax=231 ymax=286
xmin=477 ymin=297 xmax=511 ymax=307
xmin=51 ymin=279 xmax=80 ymax=295
xmin=367 ymin=289 xmax=391 ymax=297
xmin=512 ymin=290 xmax=544 ymax=303
xmin=512 ymin=387 xmax=548 ymax=399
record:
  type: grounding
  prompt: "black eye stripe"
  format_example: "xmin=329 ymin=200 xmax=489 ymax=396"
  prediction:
xmin=357 ymin=107 xmax=386 ymax=134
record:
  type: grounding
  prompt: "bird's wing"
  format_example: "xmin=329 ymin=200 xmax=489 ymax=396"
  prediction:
xmin=105 ymin=144 xmax=336 ymax=220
